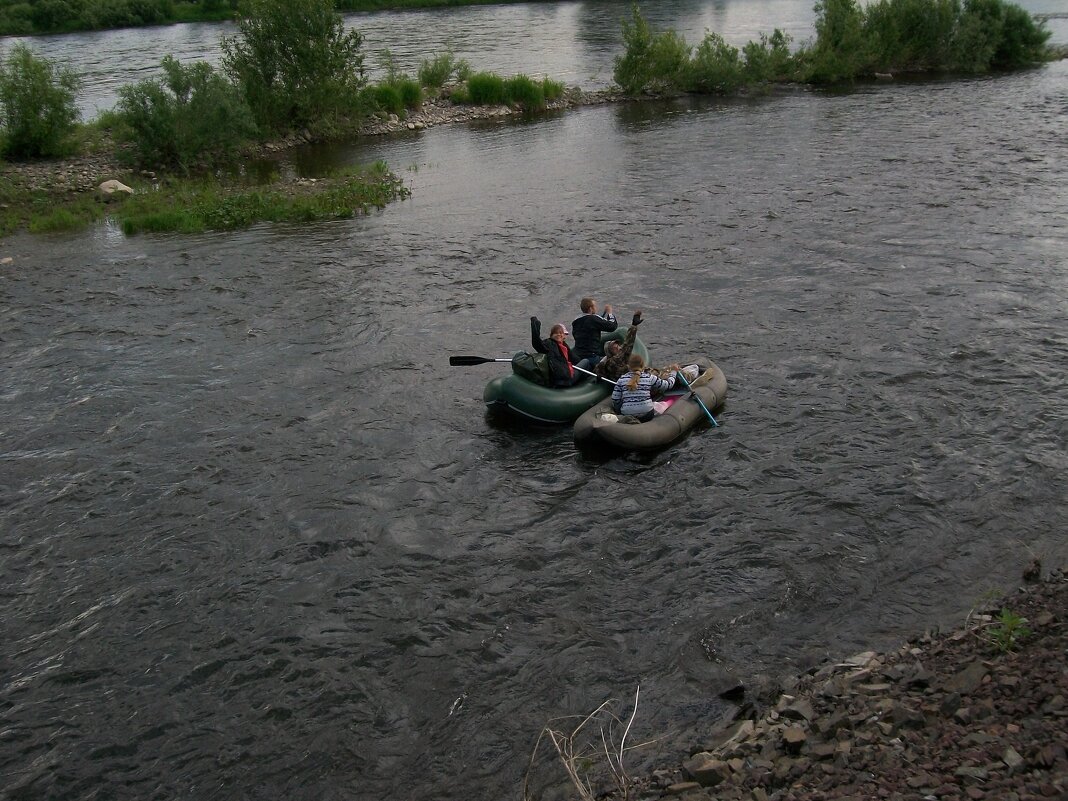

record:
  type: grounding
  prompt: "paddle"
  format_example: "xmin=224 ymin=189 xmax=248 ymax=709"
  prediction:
xmin=449 ymin=356 xmax=510 ymax=366
xmin=449 ymin=355 xmax=615 ymax=385
xmin=675 ymin=371 xmax=719 ymax=427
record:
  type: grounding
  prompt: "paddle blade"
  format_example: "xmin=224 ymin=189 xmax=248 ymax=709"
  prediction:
xmin=450 ymin=356 xmax=513 ymax=366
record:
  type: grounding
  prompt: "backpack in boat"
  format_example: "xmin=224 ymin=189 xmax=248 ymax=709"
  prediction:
xmin=511 ymin=351 xmax=551 ymax=386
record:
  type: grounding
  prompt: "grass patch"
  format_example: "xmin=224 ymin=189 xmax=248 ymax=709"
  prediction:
xmin=418 ymin=51 xmax=471 ymax=88
xmin=0 ymin=176 xmax=112 ymax=238
xmin=451 ymin=71 xmax=568 ymax=110
xmin=116 ymin=162 xmax=409 ymax=235
xmin=0 ymin=162 xmax=409 ymax=239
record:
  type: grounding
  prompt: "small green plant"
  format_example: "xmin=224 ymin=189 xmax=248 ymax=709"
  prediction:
xmin=542 ymin=77 xmax=565 ymax=102
xmin=465 ymin=71 xmax=508 ymax=105
xmin=368 ymin=83 xmax=404 ymax=116
xmin=395 ymin=77 xmax=423 ymax=109
xmin=986 ymin=608 xmax=1031 ymax=653
xmin=0 ymin=43 xmax=81 ymax=159
xmin=418 ymin=51 xmax=470 ymax=88
xmin=503 ymin=74 xmax=544 ymax=110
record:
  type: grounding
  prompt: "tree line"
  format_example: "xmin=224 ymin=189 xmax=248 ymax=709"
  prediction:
xmin=0 ymin=0 xmax=537 ymax=37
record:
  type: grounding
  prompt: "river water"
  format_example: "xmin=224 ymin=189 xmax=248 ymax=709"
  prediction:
xmin=3 ymin=2 xmax=1068 ymax=800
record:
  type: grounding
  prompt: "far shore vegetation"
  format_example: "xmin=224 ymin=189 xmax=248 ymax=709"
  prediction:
xmin=0 ymin=0 xmax=1056 ymax=238
xmin=0 ymin=0 xmax=555 ymax=38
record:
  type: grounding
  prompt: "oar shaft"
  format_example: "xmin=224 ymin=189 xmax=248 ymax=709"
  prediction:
xmin=677 ymin=373 xmax=719 ymax=427
xmin=572 ymin=363 xmax=615 ymax=385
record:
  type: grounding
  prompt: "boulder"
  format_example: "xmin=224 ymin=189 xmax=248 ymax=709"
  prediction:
xmin=97 ymin=179 xmax=134 ymax=202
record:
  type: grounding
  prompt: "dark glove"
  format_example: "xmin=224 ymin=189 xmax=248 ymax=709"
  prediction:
xmin=531 ymin=316 xmax=540 ymax=326
xmin=631 ymin=311 xmax=643 ymax=327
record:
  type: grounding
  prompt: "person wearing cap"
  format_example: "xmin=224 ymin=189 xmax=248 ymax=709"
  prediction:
xmin=530 ymin=317 xmax=584 ymax=387
xmin=571 ymin=297 xmax=618 ymax=369
xmin=595 ymin=310 xmax=644 ymax=380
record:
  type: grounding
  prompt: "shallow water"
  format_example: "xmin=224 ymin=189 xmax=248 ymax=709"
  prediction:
xmin=3 ymin=4 xmax=1068 ymax=800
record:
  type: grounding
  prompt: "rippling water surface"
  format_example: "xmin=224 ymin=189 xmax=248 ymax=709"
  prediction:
xmin=4 ymin=0 xmax=1065 ymax=116
xmin=3 ymin=4 xmax=1068 ymax=800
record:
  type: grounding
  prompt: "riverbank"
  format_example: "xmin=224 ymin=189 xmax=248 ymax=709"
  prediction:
xmin=0 ymin=87 xmax=625 ymax=237
xmin=604 ymin=566 xmax=1067 ymax=801
xmin=0 ymin=87 xmax=620 ymax=195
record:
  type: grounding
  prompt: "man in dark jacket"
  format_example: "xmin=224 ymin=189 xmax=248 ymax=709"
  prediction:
xmin=531 ymin=317 xmax=584 ymax=387
xmin=571 ymin=297 xmax=617 ymax=368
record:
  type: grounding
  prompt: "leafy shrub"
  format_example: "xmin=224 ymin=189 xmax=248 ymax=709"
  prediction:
xmin=503 ymin=74 xmax=544 ymax=110
xmin=31 ymin=0 xmax=84 ymax=31
xmin=864 ymin=0 xmax=956 ymax=72
xmin=85 ymin=0 xmax=173 ymax=29
xmin=0 ymin=5 xmax=35 ymax=36
xmin=984 ymin=0 xmax=1050 ymax=68
xmin=682 ymin=32 xmax=745 ymax=93
xmin=418 ymin=51 xmax=470 ymax=88
xmin=742 ymin=29 xmax=795 ymax=83
xmin=0 ymin=43 xmax=81 ymax=159
xmin=222 ymin=0 xmax=366 ymax=133
xmin=801 ymin=0 xmax=869 ymax=83
xmin=613 ymin=5 xmax=690 ymax=95
xmin=116 ymin=55 xmax=256 ymax=171
xmin=465 ymin=72 xmax=507 ymax=105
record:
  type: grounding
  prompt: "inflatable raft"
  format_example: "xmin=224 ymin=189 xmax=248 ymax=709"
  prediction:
xmin=573 ymin=359 xmax=727 ymax=450
xmin=483 ymin=330 xmax=649 ymax=423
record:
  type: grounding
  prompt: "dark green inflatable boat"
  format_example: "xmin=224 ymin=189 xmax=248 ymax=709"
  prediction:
xmin=484 ymin=330 xmax=649 ymax=423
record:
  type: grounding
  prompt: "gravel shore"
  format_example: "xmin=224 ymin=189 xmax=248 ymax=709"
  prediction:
xmin=610 ymin=567 xmax=1067 ymax=801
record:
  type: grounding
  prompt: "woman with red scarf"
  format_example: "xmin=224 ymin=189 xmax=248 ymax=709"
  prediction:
xmin=530 ymin=317 xmax=585 ymax=387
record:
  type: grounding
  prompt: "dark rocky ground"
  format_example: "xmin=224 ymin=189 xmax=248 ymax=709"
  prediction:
xmin=608 ymin=566 xmax=1067 ymax=801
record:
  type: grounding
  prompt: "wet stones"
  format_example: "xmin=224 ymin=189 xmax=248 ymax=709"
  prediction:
xmin=602 ymin=569 xmax=1068 ymax=801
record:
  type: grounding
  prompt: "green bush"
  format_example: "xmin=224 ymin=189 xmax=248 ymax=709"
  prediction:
xmin=0 ymin=5 xmax=35 ymax=36
xmin=116 ymin=55 xmax=256 ymax=171
xmin=864 ymin=0 xmax=956 ymax=72
xmin=742 ymin=29 xmax=795 ymax=83
xmin=503 ymin=74 xmax=544 ymax=110
xmin=395 ymin=77 xmax=422 ymax=108
xmin=369 ymin=83 xmax=404 ymax=115
xmin=0 ymin=43 xmax=81 ymax=159
xmin=418 ymin=51 xmax=470 ymax=88
xmin=84 ymin=0 xmax=173 ymax=29
xmin=801 ymin=0 xmax=869 ymax=83
xmin=682 ymin=32 xmax=745 ymax=93
xmin=465 ymin=72 xmax=508 ymax=105
xmin=983 ymin=0 xmax=1050 ymax=68
xmin=613 ymin=5 xmax=691 ymax=95
xmin=222 ymin=0 xmax=366 ymax=133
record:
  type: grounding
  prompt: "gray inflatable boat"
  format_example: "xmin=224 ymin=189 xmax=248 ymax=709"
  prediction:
xmin=573 ymin=359 xmax=727 ymax=451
